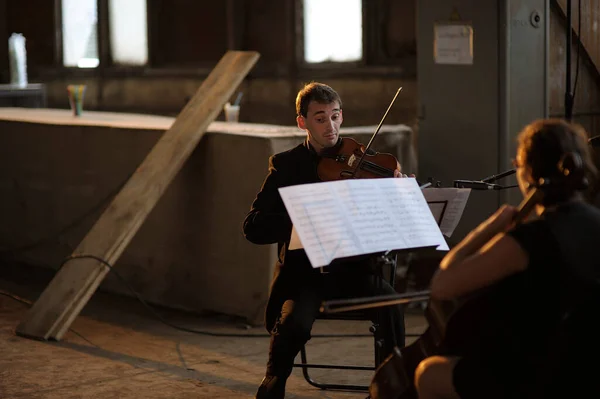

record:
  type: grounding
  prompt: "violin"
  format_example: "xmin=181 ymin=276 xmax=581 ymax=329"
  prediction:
xmin=318 ymin=137 xmax=400 ymax=180
xmin=317 ymin=87 xmax=404 ymax=181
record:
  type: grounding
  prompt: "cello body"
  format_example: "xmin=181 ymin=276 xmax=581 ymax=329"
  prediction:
xmin=370 ymin=183 xmax=548 ymax=399
xmin=369 ymin=291 xmax=503 ymax=399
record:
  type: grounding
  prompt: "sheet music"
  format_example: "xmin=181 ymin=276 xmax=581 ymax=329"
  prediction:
xmin=279 ymin=178 xmax=448 ymax=268
xmin=422 ymin=188 xmax=471 ymax=237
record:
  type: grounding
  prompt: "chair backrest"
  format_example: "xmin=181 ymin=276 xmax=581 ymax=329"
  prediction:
xmin=317 ymin=253 xmax=398 ymax=321
xmin=374 ymin=252 xmax=398 ymax=287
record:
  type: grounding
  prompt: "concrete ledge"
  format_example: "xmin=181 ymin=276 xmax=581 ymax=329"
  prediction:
xmin=0 ymin=108 xmax=414 ymax=324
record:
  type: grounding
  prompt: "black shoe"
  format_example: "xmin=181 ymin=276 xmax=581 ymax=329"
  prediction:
xmin=255 ymin=375 xmax=286 ymax=399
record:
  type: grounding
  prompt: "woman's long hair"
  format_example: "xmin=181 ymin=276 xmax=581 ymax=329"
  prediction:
xmin=517 ymin=119 xmax=598 ymax=206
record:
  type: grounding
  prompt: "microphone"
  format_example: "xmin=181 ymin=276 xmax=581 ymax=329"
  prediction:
xmin=481 ymin=168 xmax=516 ymax=183
xmin=453 ymin=180 xmax=504 ymax=190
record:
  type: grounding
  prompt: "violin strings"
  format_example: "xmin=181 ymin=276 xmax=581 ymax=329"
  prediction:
xmin=361 ymin=160 xmax=395 ymax=177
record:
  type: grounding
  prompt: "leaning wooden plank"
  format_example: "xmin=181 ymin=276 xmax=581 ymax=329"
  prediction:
xmin=16 ymin=50 xmax=260 ymax=341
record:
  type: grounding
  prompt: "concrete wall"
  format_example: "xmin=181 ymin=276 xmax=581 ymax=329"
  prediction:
xmin=0 ymin=109 xmax=414 ymax=324
xmin=40 ymin=77 xmax=419 ymax=129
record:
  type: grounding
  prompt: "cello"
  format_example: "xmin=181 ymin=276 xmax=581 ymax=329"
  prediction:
xmin=365 ymin=152 xmax=587 ymax=399
xmin=320 ymin=178 xmax=548 ymax=399
xmin=371 ymin=184 xmax=544 ymax=399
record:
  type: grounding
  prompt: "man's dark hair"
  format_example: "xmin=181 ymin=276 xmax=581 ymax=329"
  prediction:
xmin=295 ymin=82 xmax=342 ymax=117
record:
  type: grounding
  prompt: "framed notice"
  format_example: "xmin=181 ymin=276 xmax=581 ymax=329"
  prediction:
xmin=434 ymin=23 xmax=473 ymax=65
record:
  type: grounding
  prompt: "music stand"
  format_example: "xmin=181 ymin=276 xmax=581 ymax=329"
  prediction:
xmin=426 ymin=200 xmax=449 ymax=228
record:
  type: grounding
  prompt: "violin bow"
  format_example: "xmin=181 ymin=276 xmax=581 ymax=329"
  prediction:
xmin=349 ymin=87 xmax=403 ymax=178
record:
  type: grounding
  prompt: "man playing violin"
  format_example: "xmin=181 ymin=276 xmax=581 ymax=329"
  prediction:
xmin=244 ymin=82 xmax=408 ymax=398
xmin=414 ymin=119 xmax=600 ymax=399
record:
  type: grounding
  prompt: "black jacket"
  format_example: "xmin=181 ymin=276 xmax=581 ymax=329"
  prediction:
xmin=243 ymin=139 xmax=338 ymax=330
xmin=244 ymin=139 xmax=327 ymax=270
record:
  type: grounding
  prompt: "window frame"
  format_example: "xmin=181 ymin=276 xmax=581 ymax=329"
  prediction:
xmin=45 ymin=0 xmax=242 ymax=79
xmin=55 ymin=0 xmax=106 ymax=72
xmin=51 ymin=0 xmax=153 ymax=77
xmin=294 ymin=0 xmax=413 ymax=79
xmin=295 ymin=0 xmax=367 ymax=68
xmin=39 ymin=0 xmax=413 ymax=81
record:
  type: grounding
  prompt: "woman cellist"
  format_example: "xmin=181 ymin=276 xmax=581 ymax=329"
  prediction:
xmin=415 ymin=119 xmax=600 ymax=399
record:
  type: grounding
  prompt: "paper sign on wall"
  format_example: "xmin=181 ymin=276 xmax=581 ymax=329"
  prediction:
xmin=434 ymin=24 xmax=473 ymax=65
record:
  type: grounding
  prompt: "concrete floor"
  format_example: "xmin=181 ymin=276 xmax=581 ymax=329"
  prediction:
xmin=0 ymin=276 xmax=427 ymax=399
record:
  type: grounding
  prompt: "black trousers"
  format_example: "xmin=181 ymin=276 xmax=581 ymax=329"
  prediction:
xmin=265 ymin=265 xmax=405 ymax=378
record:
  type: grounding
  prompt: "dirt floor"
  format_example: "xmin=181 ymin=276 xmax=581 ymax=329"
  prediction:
xmin=0 ymin=276 xmax=427 ymax=399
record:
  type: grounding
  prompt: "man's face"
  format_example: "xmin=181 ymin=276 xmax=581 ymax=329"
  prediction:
xmin=297 ymin=100 xmax=343 ymax=152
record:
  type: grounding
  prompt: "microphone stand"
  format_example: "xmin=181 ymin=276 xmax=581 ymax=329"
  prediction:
xmin=481 ymin=168 xmax=516 ymax=183
xmin=453 ymin=168 xmax=517 ymax=190
xmin=322 ymin=168 xmax=520 ymax=314
xmin=323 ymin=168 xmax=518 ymax=315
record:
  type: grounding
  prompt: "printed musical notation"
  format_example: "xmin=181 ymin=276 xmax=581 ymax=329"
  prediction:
xmin=280 ymin=178 xmax=448 ymax=268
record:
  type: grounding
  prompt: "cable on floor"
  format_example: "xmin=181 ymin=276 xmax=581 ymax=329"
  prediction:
xmin=3 ymin=254 xmax=423 ymax=339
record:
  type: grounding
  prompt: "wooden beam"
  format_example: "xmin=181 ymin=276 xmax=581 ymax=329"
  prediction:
xmin=53 ymin=0 xmax=63 ymax=67
xmin=97 ymin=0 xmax=111 ymax=66
xmin=226 ymin=0 xmax=245 ymax=50
xmin=16 ymin=50 xmax=260 ymax=341
xmin=0 ymin=0 xmax=8 ymax=79
xmin=554 ymin=0 xmax=600 ymax=78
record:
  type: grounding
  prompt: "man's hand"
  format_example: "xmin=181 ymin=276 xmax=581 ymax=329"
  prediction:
xmin=393 ymin=161 xmax=417 ymax=178
xmin=394 ymin=161 xmax=405 ymax=178
xmin=394 ymin=166 xmax=416 ymax=179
